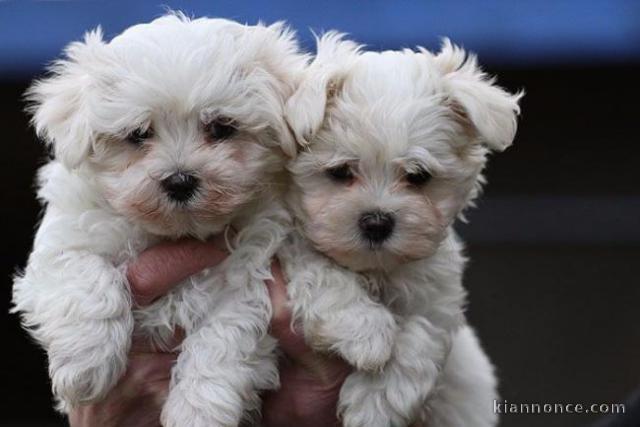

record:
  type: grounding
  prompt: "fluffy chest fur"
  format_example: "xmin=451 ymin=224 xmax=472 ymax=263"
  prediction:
xmin=279 ymin=228 xmax=467 ymax=325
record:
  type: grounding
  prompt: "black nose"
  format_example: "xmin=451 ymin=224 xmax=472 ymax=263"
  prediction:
xmin=358 ymin=211 xmax=395 ymax=244
xmin=160 ymin=172 xmax=199 ymax=202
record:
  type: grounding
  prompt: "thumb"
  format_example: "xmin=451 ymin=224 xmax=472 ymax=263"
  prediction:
xmin=128 ymin=235 xmax=229 ymax=306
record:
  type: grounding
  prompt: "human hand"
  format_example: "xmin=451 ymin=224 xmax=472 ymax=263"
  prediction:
xmin=68 ymin=238 xmax=228 ymax=427
xmin=263 ymin=263 xmax=424 ymax=427
xmin=68 ymin=237 xmax=349 ymax=427
xmin=67 ymin=333 xmax=179 ymax=427
xmin=262 ymin=259 xmax=352 ymax=427
xmin=68 ymin=237 xmax=419 ymax=427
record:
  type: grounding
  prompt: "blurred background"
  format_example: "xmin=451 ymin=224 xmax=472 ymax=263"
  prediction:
xmin=1 ymin=1 xmax=639 ymax=426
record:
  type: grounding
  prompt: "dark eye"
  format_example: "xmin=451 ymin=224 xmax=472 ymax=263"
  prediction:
xmin=406 ymin=168 xmax=432 ymax=186
xmin=205 ymin=118 xmax=238 ymax=141
xmin=126 ymin=127 xmax=153 ymax=146
xmin=326 ymin=164 xmax=354 ymax=182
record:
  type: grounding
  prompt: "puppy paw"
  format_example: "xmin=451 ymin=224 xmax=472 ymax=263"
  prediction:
xmin=50 ymin=355 xmax=126 ymax=406
xmin=162 ymin=381 xmax=244 ymax=427
xmin=331 ymin=308 xmax=397 ymax=371
xmin=338 ymin=371 xmax=407 ymax=427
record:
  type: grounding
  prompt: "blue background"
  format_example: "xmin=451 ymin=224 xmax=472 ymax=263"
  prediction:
xmin=1 ymin=0 xmax=640 ymax=77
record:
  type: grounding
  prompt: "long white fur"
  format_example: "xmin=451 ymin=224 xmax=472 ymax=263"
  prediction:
xmin=281 ymin=33 xmax=522 ymax=427
xmin=12 ymin=13 xmax=307 ymax=427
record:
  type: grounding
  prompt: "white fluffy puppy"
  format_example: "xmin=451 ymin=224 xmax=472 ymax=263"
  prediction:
xmin=12 ymin=14 xmax=306 ymax=427
xmin=279 ymin=34 xmax=522 ymax=427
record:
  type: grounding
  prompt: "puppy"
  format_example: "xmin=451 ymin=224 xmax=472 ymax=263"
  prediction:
xmin=12 ymin=13 xmax=306 ymax=427
xmin=278 ymin=34 xmax=522 ymax=427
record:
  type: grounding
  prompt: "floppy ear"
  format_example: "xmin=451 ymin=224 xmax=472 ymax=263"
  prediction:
xmin=432 ymin=39 xmax=523 ymax=151
xmin=233 ymin=21 xmax=309 ymax=158
xmin=257 ymin=22 xmax=308 ymax=159
xmin=284 ymin=32 xmax=361 ymax=149
xmin=25 ymin=28 xmax=107 ymax=169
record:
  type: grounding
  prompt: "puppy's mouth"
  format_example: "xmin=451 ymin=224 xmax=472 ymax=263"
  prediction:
xmin=363 ymin=234 xmax=391 ymax=248
xmin=165 ymin=193 xmax=200 ymax=208
xmin=363 ymin=241 xmax=388 ymax=255
xmin=124 ymin=191 xmax=234 ymax=238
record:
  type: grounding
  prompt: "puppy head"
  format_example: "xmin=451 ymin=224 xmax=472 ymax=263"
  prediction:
xmin=286 ymin=35 xmax=522 ymax=272
xmin=27 ymin=13 xmax=305 ymax=238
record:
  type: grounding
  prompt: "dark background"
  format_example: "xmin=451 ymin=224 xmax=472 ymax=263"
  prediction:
xmin=1 ymin=1 xmax=639 ymax=426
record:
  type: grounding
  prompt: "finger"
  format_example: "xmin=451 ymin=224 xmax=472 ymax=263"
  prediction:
xmin=147 ymin=379 xmax=171 ymax=407
xmin=265 ymin=259 xmax=314 ymax=360
xmin=128 ymin=353 xmax=177 ymax=383
xmin=115 ymin=352 xmax=176 ymax=401
xmin=129 ymin=328 xmax=185 ymax=354
xmin=128 ymin=235 xmax=230 ymax=306
xmin=265 ymin=258 xmax=291 ymax=329
xmin=264 ymin=260 xmax=353 ymax=388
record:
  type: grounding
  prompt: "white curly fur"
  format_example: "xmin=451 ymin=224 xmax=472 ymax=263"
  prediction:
xmin=12 ymin=13 xmax=307 ymax=427
xmin=281 ymin=33 xmax=522 ymax=427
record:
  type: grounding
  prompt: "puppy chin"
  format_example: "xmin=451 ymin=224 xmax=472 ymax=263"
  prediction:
xmin=138 ymin=215 xmax=227 ymax=240
xmin=319 ymin=236 xmax=442 ymax=273
xmin=325 ymin=248 xmax=401 ymax=272
xmin=304 ymin=212 xmax=446 ymax=272
xmin=111 ymin=196 xmax=232 ymax=240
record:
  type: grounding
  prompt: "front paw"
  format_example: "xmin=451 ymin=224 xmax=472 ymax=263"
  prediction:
xmin=331 ymin=309 xmax=397 ymax=371
xmin=339 ymin=371 xmax=407 ymax=427
xmin=50 ymin=354 xmax=127 ymax=406
xmin=162 ymin=382 xmax=243 ymax=427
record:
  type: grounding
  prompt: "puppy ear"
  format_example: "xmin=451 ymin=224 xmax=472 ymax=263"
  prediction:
xmin=238 ymin=21 xmax=308 ymax=158
xmin=284 ymin=32 xmax=361 ymax=149
xmin=25 ymin=28 xmax=107 ymax=169
xmin=260 ymin=22 xmax=307 ymax=159
xmin=433 ymin=39 xmax=523 ymax=151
